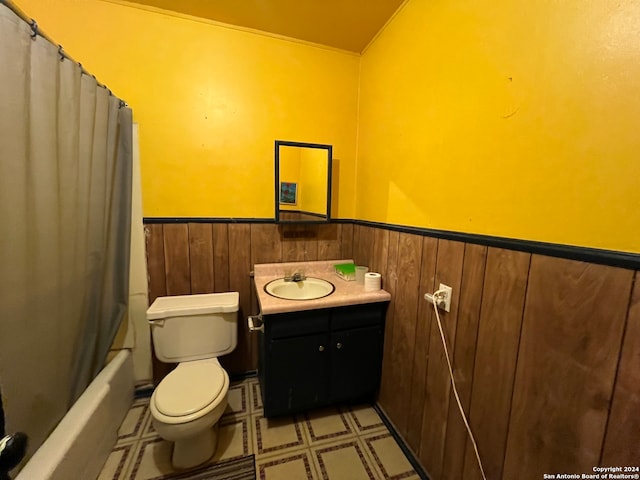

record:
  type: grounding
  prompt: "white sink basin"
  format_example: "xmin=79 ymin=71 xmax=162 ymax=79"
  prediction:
xmin=265 ymin=277 xmax=335 ymax=300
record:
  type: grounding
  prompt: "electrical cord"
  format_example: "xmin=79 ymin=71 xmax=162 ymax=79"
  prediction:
xmin=431 ymin=289 xmax=488 ymax=480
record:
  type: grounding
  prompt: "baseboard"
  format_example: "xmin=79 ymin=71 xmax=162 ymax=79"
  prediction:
xmin=374 ymin=403 xmax=431 ymax=480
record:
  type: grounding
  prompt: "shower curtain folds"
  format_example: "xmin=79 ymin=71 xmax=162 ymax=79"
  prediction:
xmin=0 ymin=2 xmax=133 ymax=462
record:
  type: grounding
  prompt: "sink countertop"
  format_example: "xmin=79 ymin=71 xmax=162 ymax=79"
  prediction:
xmin=254 ymin=259 xmax=391 ymax=315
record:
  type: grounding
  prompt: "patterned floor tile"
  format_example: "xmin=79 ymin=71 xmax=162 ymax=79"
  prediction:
xmin=98 ymin=377 xmax=423 ymax=480
xmin=249 ymin=379 xmax=263 ymax=414
xmin=116 ymin=401 xmax=150 ymax=446
xmin=362 ymin=432 xmax=420 ymax=480
xmin=124 ymin=437 xmax=175 ymax=480
xmin=345 ymin=404 xmax=386 ymax=434
xmin=302 ymin=406 xmax=355 ymax=445
xmin=311 ymin=439 xmax=378 ymax=480
xmin=212 ymin=415 xmax=253 ymax=462
xmin=223 ymin=382 xmax=249 ymax=418
xmin=97 ymin=443 xmax=135 ymax=480
xmin=256 ymin=450 xmax=318 ymax=480
xmin=252 ymin=413 xmax=306 ymax=457
xmin=141 ymin=406 xmax=158 ymax=438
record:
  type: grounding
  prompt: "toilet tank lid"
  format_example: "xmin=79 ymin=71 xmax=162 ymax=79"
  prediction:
xmin=147 ymin=292 xmax=239 ymax=320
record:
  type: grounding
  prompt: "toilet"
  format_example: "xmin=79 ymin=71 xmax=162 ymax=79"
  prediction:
xmin=146 ymin=291 xmax=239 ymax=469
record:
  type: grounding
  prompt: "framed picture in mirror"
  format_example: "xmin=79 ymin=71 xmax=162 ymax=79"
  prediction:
xmin=280 ymin=182 xmax=297 ymax=205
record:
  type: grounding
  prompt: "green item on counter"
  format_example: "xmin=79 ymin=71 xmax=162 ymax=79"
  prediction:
xmin=334 ymin=263 xmax=356 ymax=281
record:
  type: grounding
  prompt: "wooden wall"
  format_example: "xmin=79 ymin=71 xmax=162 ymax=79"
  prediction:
xmin=144 ymin=221 xmax=640 ymax=479
xmin=145 ymin=222 xmax=354 ymax=377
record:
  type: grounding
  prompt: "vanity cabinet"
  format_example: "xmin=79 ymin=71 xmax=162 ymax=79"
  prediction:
xmin=258 ymin=302 xmax=388 ymax=417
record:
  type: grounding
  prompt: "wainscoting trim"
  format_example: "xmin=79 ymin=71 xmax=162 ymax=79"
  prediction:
xmin=352 ymin=219 xmax=640 ymax=270
xmin=143 ymin=217 xmax=275 ymax=224
xmin=142 ymin=217 xmax=640 ymax=269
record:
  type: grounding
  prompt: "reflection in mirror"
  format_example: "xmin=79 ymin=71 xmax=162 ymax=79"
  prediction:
xmin=275 ymin=140 xmax=332 ymax=223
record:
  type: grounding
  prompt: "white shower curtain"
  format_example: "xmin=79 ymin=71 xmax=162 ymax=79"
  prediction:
xmin=0 ymin=3 xmax=133 ymax=457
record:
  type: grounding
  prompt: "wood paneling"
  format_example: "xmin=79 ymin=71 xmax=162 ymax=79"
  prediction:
xmin=377 ymin=230 xmax=400 ymax=410
xmin=249 ymin=223 xmax=282 ymax=328
xmin=441 ymin=244 xmax=487 ymax=480
xmin=353 ymin=224 xmax=374 ymax=266
xmin=145 ymin=224 xmax=172 ymax=385
xmin=503 ymin=256 xmax=633 ymax=478
xmin=406 ymin=236 xmax=438 ymax=452
xmin=304 ymin=226 xmax=320 ymax=261
xmin=188 ymin=223 xmax=214 ymax=294
xmin=419 ymin=240 xmax=465 ymax=478
xmin=144 ymin=222 xmax=353 ymax=383
xmin=226 ymin=224 xmax=253 ymax=374
xmin=144 ymin=220 xmax=640 ymax=477
xmin=280 ymin=224 xmax=306 ymax=262
xmin=212 ymin=224 xmax=230 ymax=292
xmin=145 ymin=224 xmax=169 ymax=384
xmin=370 ymin=227 xmax=390 ymax=277
xmin=340 ymin=222 xmax=354 ymax=260
xmin=250 ymin=224 xmax=282 ymax=265
xmin=602 ymin=272 xmax=640 ymax=464
xmin=316 ymin=223 xmax=342 ymax=260
xmin=385 ymin=233 xmax=424 ymax=436
xmin=163 ymin=224 xmax=191 ymax=295
xmin=462 ymin=248 xmax=530 ymax=480
xmin=145 ymin=224 xmax=166 ymax=303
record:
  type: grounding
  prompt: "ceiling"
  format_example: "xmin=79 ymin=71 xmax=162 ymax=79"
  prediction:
xmin=124 ymin=0 xmax=406 ymax=53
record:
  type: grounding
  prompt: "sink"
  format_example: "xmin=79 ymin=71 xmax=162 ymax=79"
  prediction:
xmin=265 ymin=277 xmax=335 ymax=300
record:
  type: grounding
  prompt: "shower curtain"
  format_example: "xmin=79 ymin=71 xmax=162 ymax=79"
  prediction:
xmin=0 ymin=3 xmax=133 ymax=456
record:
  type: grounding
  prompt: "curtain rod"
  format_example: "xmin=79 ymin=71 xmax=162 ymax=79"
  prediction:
xmin=0 ymin=0 xmax=127 ymax=106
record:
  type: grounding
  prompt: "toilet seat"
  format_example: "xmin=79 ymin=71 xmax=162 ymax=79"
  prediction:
xmin=154 ymin=360 xmax=226 ymax=417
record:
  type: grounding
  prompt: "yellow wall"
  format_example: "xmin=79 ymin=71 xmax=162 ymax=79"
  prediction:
xmin=278 ymin=146 xmax=328 ymax=214
xmin=299 ymin=148 xmax=328 ymax=214
xmin=358 ymin=0 xmax=640 ymax=253
xmin=13 ymin=0 xmax=640 ymax=252
xmin=17 ymin=0 xmax=359 ymax=218
xmin=278 ymin=146 xmax=300 ymax=211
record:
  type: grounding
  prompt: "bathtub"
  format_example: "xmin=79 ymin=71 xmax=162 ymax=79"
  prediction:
xmin=16 ymin=350 xmax=134 ymax=480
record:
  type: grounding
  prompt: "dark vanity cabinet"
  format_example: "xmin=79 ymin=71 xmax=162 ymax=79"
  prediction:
xmin=258 ymin=302 xmax=388 ymax=417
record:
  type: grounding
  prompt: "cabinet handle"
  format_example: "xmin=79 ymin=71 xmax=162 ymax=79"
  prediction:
xmin=318 ymin=345 xmax=325 ymax=352
xmin=336 ymin=342 xmax=343 ymax=349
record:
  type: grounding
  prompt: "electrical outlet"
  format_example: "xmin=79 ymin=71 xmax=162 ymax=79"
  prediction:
xmin=439 ymin=283 xmax=452 ymax=312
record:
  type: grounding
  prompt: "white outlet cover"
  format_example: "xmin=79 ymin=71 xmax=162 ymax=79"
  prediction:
xmin=439 ymin=283 xmax=452 ymax=312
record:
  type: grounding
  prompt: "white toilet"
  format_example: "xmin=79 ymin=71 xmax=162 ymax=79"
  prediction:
xmin=146 ymin=291 xmax=239 ymax=469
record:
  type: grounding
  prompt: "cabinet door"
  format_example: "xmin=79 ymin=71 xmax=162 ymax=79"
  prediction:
xmin=264 ymin=333 xmax=329 ymax=416
xmin=329 ymin=326 xmax=384 ymax=402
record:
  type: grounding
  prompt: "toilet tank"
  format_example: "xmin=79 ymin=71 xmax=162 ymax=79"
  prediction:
xmin=147 ymin=292 xmax=239 ymax=363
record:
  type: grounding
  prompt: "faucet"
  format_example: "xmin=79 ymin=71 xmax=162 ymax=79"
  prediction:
xmin=284 ymin=272 xmax=306 ymax=282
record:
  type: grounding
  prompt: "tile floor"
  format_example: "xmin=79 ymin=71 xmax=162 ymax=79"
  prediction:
xmin=98 ymin=376 xmax=423 ymax=480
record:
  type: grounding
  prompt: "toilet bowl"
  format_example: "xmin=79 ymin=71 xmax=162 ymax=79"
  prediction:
xmin=149 ymin=359 xmax=229 ymax=469
xmin=147 ymin=292 xmax=239 ymax=469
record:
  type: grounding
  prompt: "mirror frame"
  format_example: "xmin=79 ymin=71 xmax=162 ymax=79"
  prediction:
xmin=275 ymin=140 xmax=332 ymax=224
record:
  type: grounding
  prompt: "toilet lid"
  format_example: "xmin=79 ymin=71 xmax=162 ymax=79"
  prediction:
xmin=155 ymin=362 xmax=225 ymax=417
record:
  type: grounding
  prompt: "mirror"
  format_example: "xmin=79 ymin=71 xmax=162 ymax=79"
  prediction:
xmin=275 ymin=140 xmax=332 ymax=223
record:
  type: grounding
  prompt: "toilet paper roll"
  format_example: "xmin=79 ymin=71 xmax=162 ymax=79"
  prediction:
xmin=364 ymin=272 xmax=382 ymax=291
